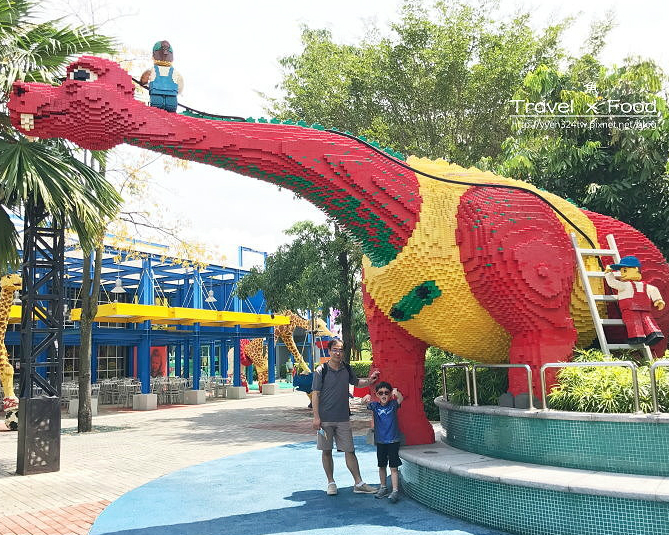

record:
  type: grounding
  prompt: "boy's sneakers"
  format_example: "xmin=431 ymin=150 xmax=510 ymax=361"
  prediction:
xmin=388 ymin=490 xmax=400 ymax=503
xmin=327 ymin=482 xmax=338 ymax=496
xmin=353 ymin=482 xmax=377 ymax=494
xmin=375 ymin=485 xmax=390 ymax=499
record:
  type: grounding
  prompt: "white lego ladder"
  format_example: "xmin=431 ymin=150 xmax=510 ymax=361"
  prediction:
xmin=570 ymin=232 xmax=653 ymax=361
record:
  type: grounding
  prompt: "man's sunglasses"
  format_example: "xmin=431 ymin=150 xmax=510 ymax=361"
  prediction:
xmin=377 ymin=390 xmax=391 ymax=395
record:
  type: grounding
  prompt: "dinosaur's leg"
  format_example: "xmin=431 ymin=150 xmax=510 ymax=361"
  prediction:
xmin=507 ymin=329 xmax=576 ymax=396
xmin=0 ymin=347 xmax=18 ymax=430
xmin=457 ymin=187 xmax=578 ymax=396
xmin=363 ymin=283 xmax=433 ymax=445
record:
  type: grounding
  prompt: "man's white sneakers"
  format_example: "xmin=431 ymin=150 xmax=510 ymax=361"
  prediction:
xmin=327 ymin=482 xmax=338 ymax=495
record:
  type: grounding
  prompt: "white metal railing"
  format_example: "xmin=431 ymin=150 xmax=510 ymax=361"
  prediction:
xmin=440 ymin=362 xmax=533 ymax=409
xmin=650 ymin=360 xmax=669 ymax=413
xmin=439 ymin=359 xmax=669 ymax=414
xmin=473 ymin=363 xmax=534 ymax=410
xmin=540 ymin=361 xmax=640 ymax=412
xmin=441 ymin=363 xmax=472 ymax=404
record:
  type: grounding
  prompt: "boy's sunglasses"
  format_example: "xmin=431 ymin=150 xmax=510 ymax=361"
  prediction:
xmin=377 ymin=390 xmax=390 ymax=395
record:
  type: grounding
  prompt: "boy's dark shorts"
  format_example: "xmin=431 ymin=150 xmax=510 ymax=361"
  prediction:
xmin=376 ymin=441 xmax=402 ymax=468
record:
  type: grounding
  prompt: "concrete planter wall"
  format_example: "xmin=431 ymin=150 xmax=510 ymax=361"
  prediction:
xmin=436 ymin=397 xmax=669 ymax=476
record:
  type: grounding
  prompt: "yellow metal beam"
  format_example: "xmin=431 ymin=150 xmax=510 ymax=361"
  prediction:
xmin=8 ymin=305 xmax=20 ymax=324
xmin=69 ymin=302 xmax=289 ymax=328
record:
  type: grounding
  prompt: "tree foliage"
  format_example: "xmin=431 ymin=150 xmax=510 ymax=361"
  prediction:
xmin=0 ymin=0 xmax=119 ymax=430
xmin=235 ymin=221 xmax=366 ymax=361
xmin=272 ymin=0 xmax=669 ymax=258
xmin=548 ymin=348 xmax=669 ymax=413
xmin=271 ymin=0 xmax=568 ymax=166
xmin=0 ymin=0 xmax=120 ymax=271
xmin=497 ymin=55 xmax=669 ymax=256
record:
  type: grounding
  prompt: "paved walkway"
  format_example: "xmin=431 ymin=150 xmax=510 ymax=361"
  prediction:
xmin=0 ymin=392 xmax=503 ymax=535
xmin=89 ymin=436 xmax=505 ymax=535
xmin=0 ymin=392 xmax=321 ymax=534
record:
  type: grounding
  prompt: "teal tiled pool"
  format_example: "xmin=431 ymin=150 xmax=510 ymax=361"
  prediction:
xmin=400 ymin=459 xmax=669 ymax=535
xmin=437 ymin=398 xmax=669 ymax=476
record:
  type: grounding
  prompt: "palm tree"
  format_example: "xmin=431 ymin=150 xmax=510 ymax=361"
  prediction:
xmin=0 ymin=0 xmax=121 ymax=270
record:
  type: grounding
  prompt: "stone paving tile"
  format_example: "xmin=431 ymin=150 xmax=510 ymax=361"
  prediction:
xmin=0 ymin=500 xmax=110 ymax=535
xmin=0 ymin=391 xmax=369 ymax=534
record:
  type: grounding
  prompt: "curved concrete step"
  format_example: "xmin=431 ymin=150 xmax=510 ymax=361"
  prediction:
xmin=400 ymin=437 xmax=669 ymax=502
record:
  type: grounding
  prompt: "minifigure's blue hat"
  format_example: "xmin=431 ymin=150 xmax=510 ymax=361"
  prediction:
xmin=610 ymin=256 xmax=642 ymax=270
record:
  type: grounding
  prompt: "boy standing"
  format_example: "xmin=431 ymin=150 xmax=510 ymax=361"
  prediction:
xmin=365 ymin=381 xmax=403 ymax=503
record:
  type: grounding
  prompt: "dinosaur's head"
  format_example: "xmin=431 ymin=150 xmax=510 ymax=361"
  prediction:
xmin=0 ymin=274 xmax=22 ymax=292
xmin=9 ymin=56 xmax=136 ymax=150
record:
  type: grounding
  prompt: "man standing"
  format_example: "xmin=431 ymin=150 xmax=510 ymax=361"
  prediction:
xmin=312 ymin=339 xmax=380 ymax=495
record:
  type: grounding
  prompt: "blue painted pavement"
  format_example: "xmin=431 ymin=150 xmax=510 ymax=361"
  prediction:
xmin=91 ymin=437 xmax=508 ymax=535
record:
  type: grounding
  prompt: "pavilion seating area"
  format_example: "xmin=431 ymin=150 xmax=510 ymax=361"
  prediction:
xmin=55 ymin=375 xmax=232 ymax=411
xmin=60 ymin=381 xmax=100 ymax=408
xmin=150 ymin=377 xmax=187 ymax=404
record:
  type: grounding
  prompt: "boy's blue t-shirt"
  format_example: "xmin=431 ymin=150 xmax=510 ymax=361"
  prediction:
xmin=367 ymin=399 xmax=401 ymax=444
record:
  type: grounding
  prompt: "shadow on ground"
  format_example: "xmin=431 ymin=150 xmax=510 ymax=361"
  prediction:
xmin=91 ymin=438 xmax=508 ymax=535
xmin=116 ymin=400 xmax=371 ymax=448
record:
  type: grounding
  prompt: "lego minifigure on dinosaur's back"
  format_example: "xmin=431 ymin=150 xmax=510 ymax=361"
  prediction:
xmin=605 ymin=256 xmax=666 ymax=346
xmin=139 ymin=40 xmax=183 ymax=112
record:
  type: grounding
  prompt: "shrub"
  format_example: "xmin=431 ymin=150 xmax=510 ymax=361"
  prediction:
xmin=423 ymin=349 xmax=454 ymax=420
xmin=548 ymin=348 xmax=669 ymax=413
xmin=422 ymin=347 xmax=508 ymax=419
xmin=349 ymin=360 xmax=372 ymax=378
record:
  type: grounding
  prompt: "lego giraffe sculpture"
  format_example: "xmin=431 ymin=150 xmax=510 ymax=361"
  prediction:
xmin=0 ymin=274 xmax=21 ymax=431
xmin=240 ymin=338 xmax=268 ymax=391
xmin=274 ymin=310 xmax=312 ymax=373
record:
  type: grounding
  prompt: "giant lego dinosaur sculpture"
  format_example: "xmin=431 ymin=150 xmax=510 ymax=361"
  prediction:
xmin=0 ymin=274 xmax=21 ymax=430
xmin=9 ymin=57 xmax=669 ymax=445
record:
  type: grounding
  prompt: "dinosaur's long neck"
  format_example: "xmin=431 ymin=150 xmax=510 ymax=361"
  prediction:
xmin=125 ymin=115 xmax=422 ymax=267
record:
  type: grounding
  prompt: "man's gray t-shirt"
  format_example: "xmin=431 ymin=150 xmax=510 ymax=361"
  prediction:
xmin=312 ymin=363 xmax=358 ymax=422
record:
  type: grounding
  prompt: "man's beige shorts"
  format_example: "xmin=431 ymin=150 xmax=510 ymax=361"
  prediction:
xmin=317 ymin=421 xmax=355 ymax=452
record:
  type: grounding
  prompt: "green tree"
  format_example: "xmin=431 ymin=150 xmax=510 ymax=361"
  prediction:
xmin=350 ymin=291 xmax=369 ymax=360
xmin=270 ymin=0 xmax=568 ymax=166
xmin=74 ymin=147 xmax=206 ymax=433
xmin=235 ymin=221 xmax=364 ymax=362
xmin=0 ymin=0 xmax=120 ymax=270
xmin=498 ymin=55 xmax=669 ymax=256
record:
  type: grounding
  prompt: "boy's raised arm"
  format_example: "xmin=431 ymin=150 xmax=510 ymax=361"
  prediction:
xmin=393 ymin=388 xmax=404 ymax=405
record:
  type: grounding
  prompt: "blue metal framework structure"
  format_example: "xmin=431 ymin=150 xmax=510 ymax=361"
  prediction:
xmin=6 ymin=241 xmax=277 ymax=392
